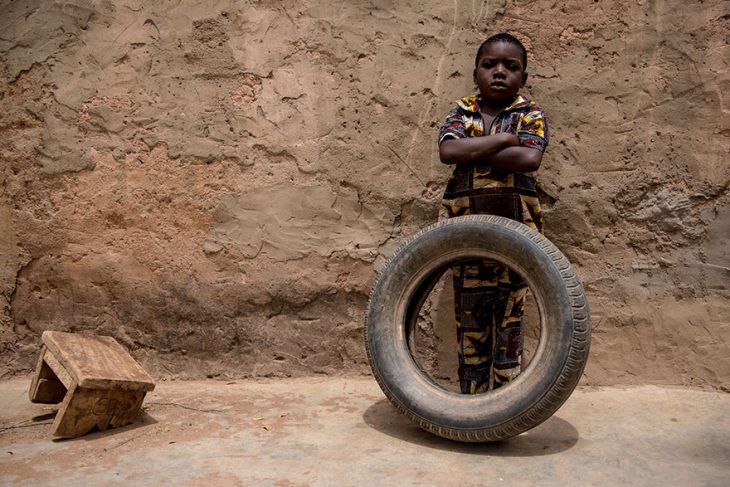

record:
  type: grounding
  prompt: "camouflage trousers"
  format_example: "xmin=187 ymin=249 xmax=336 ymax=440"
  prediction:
xmin=453 ymin=261 xmax=527 ymax=394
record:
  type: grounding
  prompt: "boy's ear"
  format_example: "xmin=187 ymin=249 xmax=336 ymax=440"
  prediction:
xmin=521 ymin=72 xmax=528 ymax=87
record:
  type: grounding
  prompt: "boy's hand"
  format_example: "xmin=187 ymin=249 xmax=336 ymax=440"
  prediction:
xmin=490 ymin=132 xmax=520 ymax=148
xmin=499 ymin=132 xmax=520 ymax=147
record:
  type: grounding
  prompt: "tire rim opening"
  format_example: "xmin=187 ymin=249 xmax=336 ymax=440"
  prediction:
xmin=405 ymin=257 xmax=543 ymax=395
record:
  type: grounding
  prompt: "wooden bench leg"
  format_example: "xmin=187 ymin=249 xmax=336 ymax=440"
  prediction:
xmin=52 ymin=387 xmax=147 ymax=438
xmin=29 ymin=346 xmax=67 ymax=404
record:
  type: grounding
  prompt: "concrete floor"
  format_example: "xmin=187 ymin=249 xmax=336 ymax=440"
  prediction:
xmin=0 ymin=377 xmax=728 ymax=486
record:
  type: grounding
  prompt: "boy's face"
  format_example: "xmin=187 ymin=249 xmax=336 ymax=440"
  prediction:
xmin=473 ymin=42 xmax=527 ymax=103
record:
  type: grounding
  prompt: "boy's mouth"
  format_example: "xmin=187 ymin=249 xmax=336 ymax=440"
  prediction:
xmin=490 ymin=81 xmax=507 ymax=88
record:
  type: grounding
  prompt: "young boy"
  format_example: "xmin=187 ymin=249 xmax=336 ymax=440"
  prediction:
xmin=438 ymin=33 xmax=549 ymax=394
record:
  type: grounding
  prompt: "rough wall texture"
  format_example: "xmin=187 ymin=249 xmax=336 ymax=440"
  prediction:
xmin=1 ymin=0 xmax=728 ymax=387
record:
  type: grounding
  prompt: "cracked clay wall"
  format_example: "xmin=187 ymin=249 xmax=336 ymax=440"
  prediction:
xmin=1 ymin=0 xmax=728 ymax=387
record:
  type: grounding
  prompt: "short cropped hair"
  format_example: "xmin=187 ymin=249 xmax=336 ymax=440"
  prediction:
xmin=475 ymin=33 xmax=528 ymax=70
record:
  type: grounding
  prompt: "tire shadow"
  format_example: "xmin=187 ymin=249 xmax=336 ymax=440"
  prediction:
xmin=362 ymin=399 xmax=579 ymax=457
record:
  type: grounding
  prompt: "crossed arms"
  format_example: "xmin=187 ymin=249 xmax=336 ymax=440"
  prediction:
xmin=439 ymin=133 xmax=543 ymax=173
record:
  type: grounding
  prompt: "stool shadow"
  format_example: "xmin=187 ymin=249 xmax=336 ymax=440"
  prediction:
xmin=52 ymin=411 xmax=158 ymax=442
xmin=363 ymin=399 xmax=579 ymax=457
xmin=31 ymin=412 xmax=57 ymax=422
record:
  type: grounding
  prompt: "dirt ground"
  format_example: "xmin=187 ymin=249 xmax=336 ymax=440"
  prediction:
xmin=1 ymin=377 xmax=728 ymax=486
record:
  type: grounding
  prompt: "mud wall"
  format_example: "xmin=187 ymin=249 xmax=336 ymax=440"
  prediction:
xmin=1 ymin=0 xmax=728 ymax=387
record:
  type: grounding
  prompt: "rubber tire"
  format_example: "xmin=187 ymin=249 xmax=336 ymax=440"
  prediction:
xmin=365 ymin=215 xmax=591 ymax=442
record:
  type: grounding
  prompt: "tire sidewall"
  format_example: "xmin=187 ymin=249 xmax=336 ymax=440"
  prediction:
xmin=367 ymin=216 xmax=579 ymax=433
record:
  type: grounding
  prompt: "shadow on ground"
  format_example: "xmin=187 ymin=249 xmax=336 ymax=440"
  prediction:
xmin=363 ymin=399 xmax=579 ymax=456
xmin=51 ymin=411 xmax=158 ymax=443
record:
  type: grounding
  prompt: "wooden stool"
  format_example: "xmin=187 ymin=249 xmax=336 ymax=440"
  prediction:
xmin=29 ymin=331 xmax=155 ymax=438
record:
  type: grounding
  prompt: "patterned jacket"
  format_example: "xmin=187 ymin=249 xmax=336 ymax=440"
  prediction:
xmin=438 ymin=94 xmax=549 ymax=233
